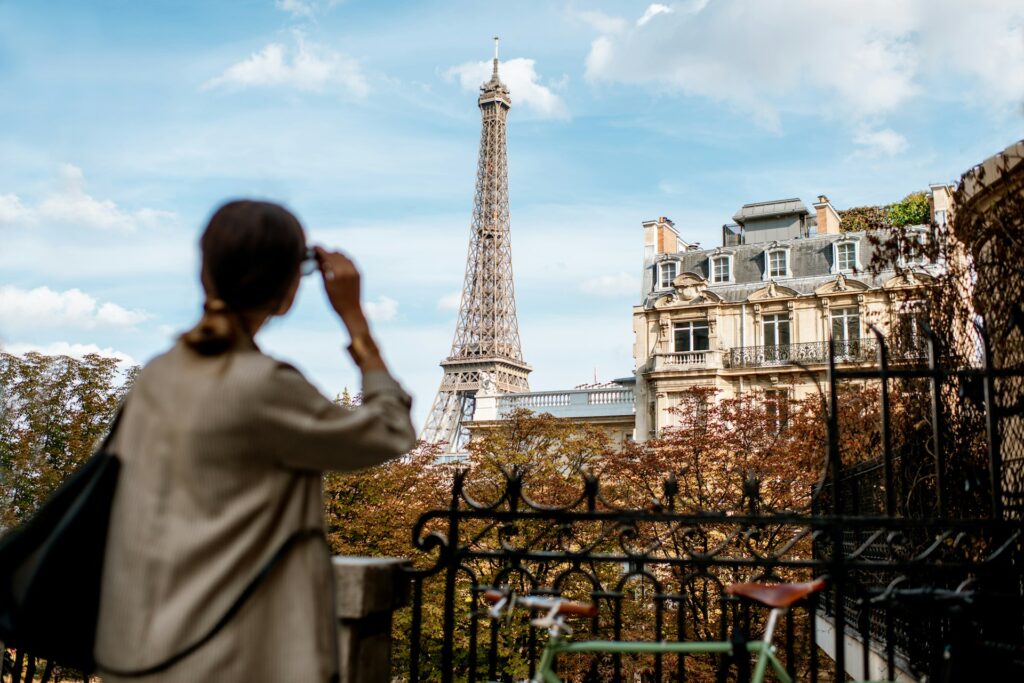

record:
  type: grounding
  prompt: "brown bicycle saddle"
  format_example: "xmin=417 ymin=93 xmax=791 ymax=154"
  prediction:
xmin=726 ymin=579 xmax=827 ymax=608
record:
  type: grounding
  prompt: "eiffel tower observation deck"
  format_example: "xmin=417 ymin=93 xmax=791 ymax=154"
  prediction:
xmin=421 ymin=37 xmax=531 ymax=457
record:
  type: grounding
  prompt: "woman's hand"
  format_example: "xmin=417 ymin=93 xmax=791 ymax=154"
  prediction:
xmin=314 ymin=246 xmax=385 ymax=372
xmin=315 ymin=247 xmax=364 ymax=325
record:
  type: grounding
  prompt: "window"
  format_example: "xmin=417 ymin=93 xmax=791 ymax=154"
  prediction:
xmin=762 ymin=314 xmax=791 ymax=364
xmin=893 ymin=307 xmax=927 ymax=359
xmin=831 ymin=307 xmax=861 ymax=359
xmin=903 ymin=229 xmax=928 ymax=266
xmin=712 ymin=256 xmax=731 ymax=283
xmin=659 ymin=261 xmax=677 ymax=289
xmin=674 ymin=321 xmax=710 ymax=353
xmin=836 ymin=242 xmax=857 ymax=272
xmin=768 ymin=250 xmax=787 ymax=278
xmin=934 ymin=208 xmax=947 ymax=227
xmin=762 ymin=314 xmax=790 ymax=347
xmin=830 ymin=307 xmax=860 ymax=342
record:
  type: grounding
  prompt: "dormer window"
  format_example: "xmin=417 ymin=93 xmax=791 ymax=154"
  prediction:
xmin=761 ymin=244 xmax=791 ymax=281
xmin=711 ymin=255 xmax=732 ymax=283
xmin=831 ymin=238 xmax=862 ymax=274
xmin=903 ymin=228 xmax=928 ymax=266
xmin=658 ymin=261 xmax=678 ymax=289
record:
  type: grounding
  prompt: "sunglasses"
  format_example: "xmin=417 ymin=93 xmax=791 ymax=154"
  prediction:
xmin=301 ymin=247 xmax=318 ymax=277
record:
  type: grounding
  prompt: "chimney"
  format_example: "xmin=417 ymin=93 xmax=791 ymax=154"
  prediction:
xmin=642 ymin=216 xmax=685 ymax=256
xmin=813 ymin=195 xmax=841 ymax=235
xmin=929 ymin=183 xmax=953 ymax=226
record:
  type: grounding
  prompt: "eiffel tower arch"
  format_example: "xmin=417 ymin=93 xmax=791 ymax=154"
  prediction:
xmin=421 ymin=38 xmax=531 ymax=456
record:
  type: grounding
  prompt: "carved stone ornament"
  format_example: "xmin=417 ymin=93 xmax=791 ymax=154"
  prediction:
xmin=671 ymin=271 xmax=708 ymax=303
xmin=749 ymin=281 xmax=799 ymax=301
xmin=814 ymin=276 xmax=869 ymax=296
xmin=882 ymin=270 xmax=934 ymax=290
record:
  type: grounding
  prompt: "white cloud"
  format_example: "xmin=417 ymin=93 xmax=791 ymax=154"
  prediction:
xmin=364 ymin=295 xmax=398 ymax=322
xmin=582 ymin=0 xmax=1024 ymax=147
xmin=0 ymin=285 xmax=151 ymax=331
xmin=204 ymin=34 xmax=368 ymax=96
xmin=0 ymin=341 xmax=137 ymax=369
xmin=575 ymin=10 xmax=629 ymax=35
xmin=0 ymin=194 xmax=33 ymax=226
xmin=275 ymin=0 xmax=315 ymax=18
xmin=437 ymin=291 xmax=462 ymax=311
xmin=852 ymin=127 xmax=909 ymax=157
xmin=637 ymin=4 xmax=673 ymax=27
xmin=2 ymin=164 xmax=175 ymax=233
xmin=446 ymin=57 xmax=569 ymax=119
xmin=274 ymin=0 xmax=341 ymax=18
xmin=580 ymin=273 xmax=638 ymax=297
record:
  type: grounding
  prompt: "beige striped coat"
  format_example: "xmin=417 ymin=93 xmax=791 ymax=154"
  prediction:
xmin=94 ymin=338 xmax=416 ymax=682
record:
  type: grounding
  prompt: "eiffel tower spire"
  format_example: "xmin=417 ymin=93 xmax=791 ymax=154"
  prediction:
xmin=421 ymin=37 xmax=531 ymax=455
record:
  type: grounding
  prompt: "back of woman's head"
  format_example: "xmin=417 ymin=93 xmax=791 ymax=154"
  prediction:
xmin=183 ymin=200 xmax=306 ymax=355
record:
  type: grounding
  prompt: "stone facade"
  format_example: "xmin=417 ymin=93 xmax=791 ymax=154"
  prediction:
xmin=633 ymin=190 xmax=951 ymax=441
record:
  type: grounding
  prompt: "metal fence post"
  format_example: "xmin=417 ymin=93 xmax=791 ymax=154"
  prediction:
xmin=333 ymin=556 xmax=411 ymax=683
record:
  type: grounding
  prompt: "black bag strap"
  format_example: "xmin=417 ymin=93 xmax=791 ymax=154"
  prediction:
xmin=98 ymin=527 xmax=326 ymax=677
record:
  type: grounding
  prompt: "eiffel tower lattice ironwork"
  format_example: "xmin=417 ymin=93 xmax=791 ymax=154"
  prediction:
xmin=421 ymin=37 xmax=531 ymax=455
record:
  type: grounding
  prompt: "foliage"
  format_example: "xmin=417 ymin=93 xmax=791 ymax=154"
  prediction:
xmin=888 ymin=191 xmax=931 ymax=228
xmin=839 ymin=204 xmax=891 ymax=232
xmin=839 ymin=191 xmax=930 ymax=233
xmin=0 ymin=352 xmax=135 ymax=532
xmin=323 ymin=395 xmax=894 ymax=680
xmin=864 ymin=187 xmax=1000 ymax=519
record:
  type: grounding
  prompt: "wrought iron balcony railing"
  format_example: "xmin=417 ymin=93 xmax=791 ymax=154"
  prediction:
xmin=729 ymin=338 xmax=878 ymax=369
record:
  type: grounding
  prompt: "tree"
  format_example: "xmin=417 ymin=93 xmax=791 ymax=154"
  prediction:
xmin=840 ymin=204 xmax=891 ymax=232
xmin=0 ymin=352 xmax=135 ymax=532
xmin=888 ymin=191 xmax=931 ymax=228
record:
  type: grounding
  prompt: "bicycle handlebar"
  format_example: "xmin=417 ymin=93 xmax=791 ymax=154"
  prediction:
xmin=483 ymin=589 xmax=599 ymax=618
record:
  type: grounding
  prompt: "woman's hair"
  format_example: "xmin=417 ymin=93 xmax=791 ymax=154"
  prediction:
xmin=183 ymin=200 xmax=306 ymax=355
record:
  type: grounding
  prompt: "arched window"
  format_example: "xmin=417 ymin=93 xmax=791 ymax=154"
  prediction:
xmin=762 ymin=245 xmax=791 ymax=280
xmin=658 ymin=261 xmax=678 ymax=289
xmin=831 ymin=238 xmax=862 ymax=274
xmin=709 ymin=253 xmax=734 ymax=283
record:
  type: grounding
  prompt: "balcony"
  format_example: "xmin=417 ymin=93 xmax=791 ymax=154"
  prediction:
xmin=495 ymin=387 xmax=634 ymax=419
xmin=729 ymin=338 xmax=878 ymax=369
xmin=651 ymin=349 xmax=724 ymax=372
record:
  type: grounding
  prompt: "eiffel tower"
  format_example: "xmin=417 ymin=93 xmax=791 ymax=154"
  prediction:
xmin=421 ymin=37 xmax=531 ymax=455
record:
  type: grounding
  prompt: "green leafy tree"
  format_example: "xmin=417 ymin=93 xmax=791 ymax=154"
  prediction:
xmin=0 ymin=352 xmax=135 ymax=532
xmin=888 ymin=191 xmax=931 ymax=227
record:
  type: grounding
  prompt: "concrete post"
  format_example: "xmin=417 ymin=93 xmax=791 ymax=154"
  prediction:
xmin=332 ymin=556 xmax=410 ymax=683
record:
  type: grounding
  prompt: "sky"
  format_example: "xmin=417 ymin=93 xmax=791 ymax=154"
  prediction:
xmin=1 ymin=0 xmax=1022 ymax=429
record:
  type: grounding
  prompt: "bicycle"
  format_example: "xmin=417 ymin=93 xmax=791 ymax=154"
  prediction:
xmin=483 ymin=578 xmax=899 ymax=683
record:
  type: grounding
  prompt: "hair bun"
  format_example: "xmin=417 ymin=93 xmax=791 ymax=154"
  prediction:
xmin=183 ymin=298 xmax=238 ymax=355
xmin=204 ymin=298 xmax=228 ymax=313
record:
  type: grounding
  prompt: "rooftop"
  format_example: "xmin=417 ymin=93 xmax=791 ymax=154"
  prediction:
xmin=733 ymin=198 xmax=809 ymax=224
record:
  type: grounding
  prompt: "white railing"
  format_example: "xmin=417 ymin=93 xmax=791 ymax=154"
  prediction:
xmin=653 ymin=350 xmax=722 ymax=371
xmin=482 ymin=387 xmax=635 ymax=420
xmin=587 ymin=389 xmax=633 ymax=405
xmin=500 ymin=392 xmax=571 ymax=409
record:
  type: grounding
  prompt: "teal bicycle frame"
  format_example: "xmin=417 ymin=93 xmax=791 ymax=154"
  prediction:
xmin=535 ymin=638 xmax=792 ymax=683
xmin=486 ymin=591 xmax=897 ymax=683
xmin=529 ymin=605 xmax=793 ymax=683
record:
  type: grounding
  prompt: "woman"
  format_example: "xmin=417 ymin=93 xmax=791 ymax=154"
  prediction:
xmin=94 ymin=200 xmax=416 ymax=682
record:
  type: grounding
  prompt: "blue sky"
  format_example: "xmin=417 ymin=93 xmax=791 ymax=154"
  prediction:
xmin=1 ymin=0 xmax=1022 ymax=428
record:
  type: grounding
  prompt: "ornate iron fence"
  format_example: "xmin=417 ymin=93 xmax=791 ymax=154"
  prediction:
xmin=401 ymin=330 xmax=1024 ymax=682
xmin=729 ymin=338 xmax=879 ymax=369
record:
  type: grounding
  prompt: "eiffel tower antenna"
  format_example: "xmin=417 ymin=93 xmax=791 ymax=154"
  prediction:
xmin=421 ymin=37 xmax=531 ymax=456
